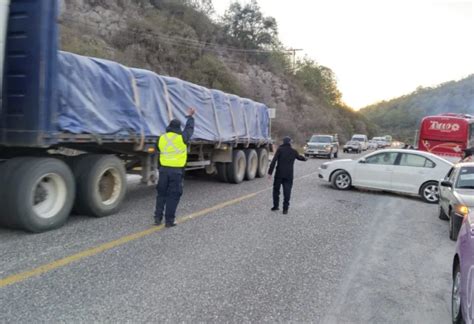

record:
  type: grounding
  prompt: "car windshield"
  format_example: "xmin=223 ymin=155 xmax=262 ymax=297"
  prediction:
xmin=310 ymin=136 xmax=332 ymax=143
xmin=352 ymin=137 xmax=364 ymax=142
xmin=456 ymin=167 xmax=474 ymax=189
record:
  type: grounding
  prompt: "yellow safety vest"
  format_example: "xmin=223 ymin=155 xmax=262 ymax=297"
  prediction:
xmin=158 ymin=132 xmax=187 ymax=167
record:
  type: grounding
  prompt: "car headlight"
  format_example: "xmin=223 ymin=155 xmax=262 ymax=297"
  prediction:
xmin=321 ymin=163 xmax=329 ymax=169
xmin=304 ymin=145 xmax=308 ymax=150
xmin=325 ymin=145 xmax=332 ymax=150
xmin=455 ymin=204 xmax=470 ymax=216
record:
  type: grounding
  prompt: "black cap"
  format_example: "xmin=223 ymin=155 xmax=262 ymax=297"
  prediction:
xmin=169 ymin=119 xmax=181 ymax=128
xmin=283 ymin=136 xmax=292 ymax=144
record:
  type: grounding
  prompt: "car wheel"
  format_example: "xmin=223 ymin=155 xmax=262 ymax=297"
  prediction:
xmin=331 ymin=170 xmax=352 ymax=190
xmin=439 ymin=206 xmax=449 ymax=220
xmin=452 ymin=262 xmax=463 ymax=324
xmin=420 ymin=181 xmax=439 ymax=204
xmin=449 ymin=212 xmax=463 ymax=241
xmin=334 ymin=151 xmax=338 ymax=159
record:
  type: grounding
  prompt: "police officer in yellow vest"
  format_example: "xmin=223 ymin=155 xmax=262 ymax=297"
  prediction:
xmin=154 ymin=108 xmax=196 ymax=227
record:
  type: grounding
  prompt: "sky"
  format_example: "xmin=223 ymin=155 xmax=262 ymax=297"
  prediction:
xmin=213 ymin=0 xmax=474 ymax=109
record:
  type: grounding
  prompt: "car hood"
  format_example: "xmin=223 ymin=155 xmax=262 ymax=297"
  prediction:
xmin=455 ymin=190 xmax=474 ymax=207
xmin=324 ymin=159 xmax=353 ymax=167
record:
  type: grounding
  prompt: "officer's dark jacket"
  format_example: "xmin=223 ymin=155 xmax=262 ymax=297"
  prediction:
xmin=163 ymin=116 xmax=195 ymax=145
xmin=268 ymin=143 xmax=306 ymax=179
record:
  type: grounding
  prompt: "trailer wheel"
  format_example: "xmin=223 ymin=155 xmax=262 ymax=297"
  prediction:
xmin=256 ymin=148 xmax=269 ymax=178
xmin=226 ymin=150 xmax=247 ymax=184
xmin=71 ymin=155 xmax=127 ymax=217
xmin=0 ymin=158 xmax=35 ymax=228
xmin=216 ymin=162 xmax=229 ymax=183
xmin=1 ymin=158 xmax=75 ymax=232
xmin=245 ymin=149 xmax=258 ymax=181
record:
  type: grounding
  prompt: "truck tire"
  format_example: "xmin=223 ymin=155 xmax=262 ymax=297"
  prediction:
xmin=71 ymin=155 xmax=127 ymax=217
xmin=1 ymin=158 xmax=75 ymax=232
xmin=216 ymin=162 xmax=229 ymax=183
xmin=0 ymin=158 xmax=38 ymax=228
xmin=256 ymin=148 xmax=269 ymax=178
xmin=227 ymin=150 xmax=247 ymax=184
xmin=244 ymin=149 xmax=258 ymax=181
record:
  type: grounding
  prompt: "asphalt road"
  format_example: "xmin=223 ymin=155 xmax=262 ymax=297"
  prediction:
xmin=0 ymin=152 xmax=455 ymax=323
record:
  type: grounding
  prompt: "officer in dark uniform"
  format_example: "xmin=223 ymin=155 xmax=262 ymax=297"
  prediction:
xmin=154 ymin=108 xmax=195 ymax=227
xmin=268 ymin=136 xmax=307 ymax=214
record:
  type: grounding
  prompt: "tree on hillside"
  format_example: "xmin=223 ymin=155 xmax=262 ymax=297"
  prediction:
xmin=295 ymin=58 xmax=342 ymax=106
xmin=222 ymin=0 xmax=278 ymax=49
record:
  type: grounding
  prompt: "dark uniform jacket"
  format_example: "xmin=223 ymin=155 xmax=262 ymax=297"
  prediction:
xmin=268 ymin=143 xmax=307 ymax=179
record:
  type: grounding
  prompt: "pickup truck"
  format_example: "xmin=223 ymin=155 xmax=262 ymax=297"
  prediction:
xmin=304 ymin=134 xmax=339 ymax=159
xmin=0 ymin=0 xmax=272 ymax=233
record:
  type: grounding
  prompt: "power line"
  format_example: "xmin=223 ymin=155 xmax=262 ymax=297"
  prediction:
xmin=59 ymin=16 xmax=300 ymax=56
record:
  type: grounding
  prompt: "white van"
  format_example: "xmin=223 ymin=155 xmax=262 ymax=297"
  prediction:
xmin=351 ymin=134 xmax=368 ymax=151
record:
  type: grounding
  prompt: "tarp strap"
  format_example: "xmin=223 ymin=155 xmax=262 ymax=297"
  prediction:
xmin=130 ymin=73 xmax=145 ymax=151
xmin=209 ymin=90 xmax=222 ymax=148
xmin=241 ymin=101 xmax=250 ymax=147
xmin=159 ymin=77 xmax=174 ymax=123
xmin=256 ymin=105 xmax=263 ymax=146
xmin=226 ymin=97 xmax=238 ymax=147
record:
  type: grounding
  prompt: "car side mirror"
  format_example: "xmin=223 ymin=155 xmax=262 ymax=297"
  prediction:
xmin=359 ymin=159 xmax=366 ymax=164
xmin=440 ymin=180 xmax=453 ymax=188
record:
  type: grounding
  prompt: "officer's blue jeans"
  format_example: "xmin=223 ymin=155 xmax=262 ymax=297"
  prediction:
xmin=154 ymin=168 xmax=184 ymax=224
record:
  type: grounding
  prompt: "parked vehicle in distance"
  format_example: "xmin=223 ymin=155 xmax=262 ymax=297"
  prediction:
xmin=368 ymin=140 xmax=378 ymax=150
xmin=384 ymin=135 xmax=393 ymax=146
xmin=373 ymin=137 xmax=389 ymax=148
xmin=343 ymin=141 xmax=362 ymax=153
xmin=318 ymin=149 xmax=453 ymax=203
xmin=304 ymin=134 xmax=339 ymax=159
xmin=418 ymin=113 xmax=474 ymax=162
xmin=439 ymin=163 xmax=474 ymax=240
xmin=351 ymin=134 xmax=369 ymax=151
xmin=452 ymin=210 xmax=474 ymax=324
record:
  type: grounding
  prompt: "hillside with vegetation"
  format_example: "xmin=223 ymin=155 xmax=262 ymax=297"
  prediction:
xmin=58 ymin=0 xmax=375 ymax=144
xmin=361 ymin=75 xmax=474 ymax=142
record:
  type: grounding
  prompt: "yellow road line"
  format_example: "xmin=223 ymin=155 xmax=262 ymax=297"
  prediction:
xmin=0 ymin=171 xmax=319 ymax=288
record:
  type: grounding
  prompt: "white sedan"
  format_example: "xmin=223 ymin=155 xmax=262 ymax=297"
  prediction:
xmin=318 ymin=149 xmax=453 ymax=203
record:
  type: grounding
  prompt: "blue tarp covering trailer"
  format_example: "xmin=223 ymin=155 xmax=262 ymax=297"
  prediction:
xmin=0 ymin=0 xmax=272 ymax=233
xmin=57 ymin=51 xmax=270 ymax=144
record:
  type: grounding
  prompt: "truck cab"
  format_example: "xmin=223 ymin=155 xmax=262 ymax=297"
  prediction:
xmin=0 ymin=0 xmax=10 ymax=110
xmin=304 ymin=134 xmax=339 ymax=159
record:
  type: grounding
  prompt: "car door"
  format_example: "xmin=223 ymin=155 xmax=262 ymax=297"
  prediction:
xmin=353 ymin=152 xmax=399 ymax=190
xmin=439 ymin=167 xmax=457 ymax=212
xmin=391 ymin=153 xmax=437 ymax=193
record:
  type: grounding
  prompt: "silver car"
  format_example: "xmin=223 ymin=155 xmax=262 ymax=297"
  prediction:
xmin=439 ymin=162 xmax=474 ymax=240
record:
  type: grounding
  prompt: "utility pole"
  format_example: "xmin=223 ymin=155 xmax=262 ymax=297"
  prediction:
xmin=286 ymin=48 xmax=303 ymax=72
